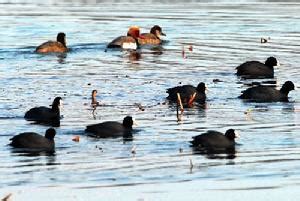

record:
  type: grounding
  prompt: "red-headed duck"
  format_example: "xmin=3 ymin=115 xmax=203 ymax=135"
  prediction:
xmin=36 ymin=32 xmax=68 ymax=53
xmin=107 ymin=26 xmax=145 ymax=49
xmin=138 ymin=25 xmax=166 ymax=45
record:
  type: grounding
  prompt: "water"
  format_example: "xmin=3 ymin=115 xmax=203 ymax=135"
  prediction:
xmin=0 ymin=0 xmax=300 ymax=200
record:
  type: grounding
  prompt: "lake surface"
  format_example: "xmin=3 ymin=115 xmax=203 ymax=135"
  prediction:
xmin=0 ymin=0 xmax=300 ymax=200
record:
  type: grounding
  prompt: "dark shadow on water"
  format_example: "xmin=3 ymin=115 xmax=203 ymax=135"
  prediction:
xmin=27 ymin=120 xmax=60 ymax=127
xmin=237 ymin=79 xmax=277 ymax=87
xmin=192 ymin=147 xmax=237 ymax=160
xmin=10 ymin=148 xmax=56 ymax=157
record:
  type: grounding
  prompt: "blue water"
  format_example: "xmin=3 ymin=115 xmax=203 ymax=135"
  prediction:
xmin=0 ymin=1 xmax=300 ymax=200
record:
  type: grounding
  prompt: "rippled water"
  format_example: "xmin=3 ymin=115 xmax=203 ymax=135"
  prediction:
xmin=0 ymin=0 xmax=300 ymax=200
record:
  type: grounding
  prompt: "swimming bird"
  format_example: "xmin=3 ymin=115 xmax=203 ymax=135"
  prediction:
xmin=9 ymin=128 xmax=56 ymax=151
xmin=107 ymin=26 xmax=145 ymax=49
xmin=36 ymin=32 xmax=68 ymax=53
xmin=85 ymin=116 xmax=135 ymax=138
xmin=236 ymin=57 xmax=279 ymax=78
xmin=138 ymin=25 xmax=166 ymax=45
xmin=166 ymin=82 xmax=206 ymax=107
xmin=239 ymin=81 xmax=295 ymax=102
xmin=190 ymin=129 xmax=239 ymax=151
xmin=24 ymin=97 xmax=62 ymax=124
xmin=91 ymin=90 xmax=100 ymax=107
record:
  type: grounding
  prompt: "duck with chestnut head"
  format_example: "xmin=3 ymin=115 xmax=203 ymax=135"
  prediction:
xmin=107 ymin=26 xmax=145 ymax=50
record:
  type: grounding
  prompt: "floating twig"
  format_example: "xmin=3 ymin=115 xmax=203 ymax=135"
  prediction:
xmin=261 ymin=37 xmax=270 ymax=43
xmin=134 ymin=103 xmax=145 ymax=111
xmin=189 ymin=159 xmax=194 ymax=170
xmin=182 ymin=46 xmax=186 ymax=58
xmin=188 ymin=92 xmax=197 ymax=107
xmin=1 ymin=193 xmax=12 ymax=201
xmin=176 ymin=93 xmax=184 ymax=121
xmin=72 ymin=136 xmax=80 ymax=142
xmin=131 ymin=145 xmax=137 ymax=155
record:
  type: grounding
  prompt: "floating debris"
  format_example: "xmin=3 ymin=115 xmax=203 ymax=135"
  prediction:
xmin=95 ymin=145 xmax=103 ymax=151
xmin=187 ymin=92 xmax=197 ymax=108
xmin=213 ymin=78 xmax=223 ymax=83
xmin=131 ymin=145 xmax=137 ymax=154
xmin=261 ymin=37 xmax=270 ymax=43
xmin=72 ymin=136 xmax=80 ymax=142
xmin=244 ymin=108 xmax=253 ymax=115
xmin=182 ymin=46 xmax=186 ymax=59
xmin=1 ymin=193 xmax=12 ymax=201
xmin=176 ymin=93 xmax=184 ymax=121
xmin=134 ymin=103 xmax=145 ymax=111
xmin=189 ymin=159 xmax=194 ymax=170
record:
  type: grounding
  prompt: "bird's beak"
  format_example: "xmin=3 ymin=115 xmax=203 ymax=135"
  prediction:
xmin=133 ymin=118 xmax=138 ymax=126
xmin=235 ymin=130 xmax=240 ymax=139
xmin=276 ymin=61 xmax=280 ymax=67
xmin=160 ymin=32 xmax=166 ymax=36
xmin=59 ymin=100 xmax=64 ymax=109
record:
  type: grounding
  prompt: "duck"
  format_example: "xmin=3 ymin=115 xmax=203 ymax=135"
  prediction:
xmin=107 ymin=26 xmax=145 ymax=49
xmin=239 ymin=81 xmax=295 ymax=102
xmin=166 ymin=82 xmax=206 ymax=107
xmin=9 ymin=128 xmax=56 ymax=151
xmin=85 ymin=116 xmax=135 ymax=138
xmin=138 ymin=25 xmax=166 ymax=45
xmin=190 ymin=129 xmax=239 ymax=151
xmin=24 ymin=97 xmax=62 ymax=124
xmin=35 ymin=32 xmax=68 ymax=53
xmin=236 ymin=57 xmax=279 ymax=78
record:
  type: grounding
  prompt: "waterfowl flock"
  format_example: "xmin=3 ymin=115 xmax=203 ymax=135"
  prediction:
xmin=8 ymin=25 xmax=296 ymax=157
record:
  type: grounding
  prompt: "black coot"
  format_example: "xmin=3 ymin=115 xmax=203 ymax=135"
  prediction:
xmin=166 ymin=82 xmax=206 ymax=107
xmin=24 ymin=97 xmax=62 ymax=125
xmin=190 ymin=129 xmax=238 ymax=151
xmin=236 ymin=57 xmax=279 ymax=78
xmin=9 ymin=128 xmax=56 ymax=151
xmin=239 ymin=81 xmax=295 ymax=102
xmin=85 ymin=116 xmax=135 ymax=138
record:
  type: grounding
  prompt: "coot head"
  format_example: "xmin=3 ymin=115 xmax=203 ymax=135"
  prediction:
xmin=280 ymin=81 xmax=295 ymax=94
xmin=150 ymin=25 xmax=166 ymax=38
xmin=57 ymin=32 xmax=66 ymax=47
xmin=265 ymin=57 xmax=279 ymax=67
xmin=45 ymin=128 xmax=56 ymax=140
xmin=51 ymin=97 xmax=63 ymax=111
xmin=123 ymin=116 xmax=134 ymax=129
xmin=225 ymin=129 xmax=239 ymax=141
xmin=196 ymin=82 xmax=206 ymax=93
